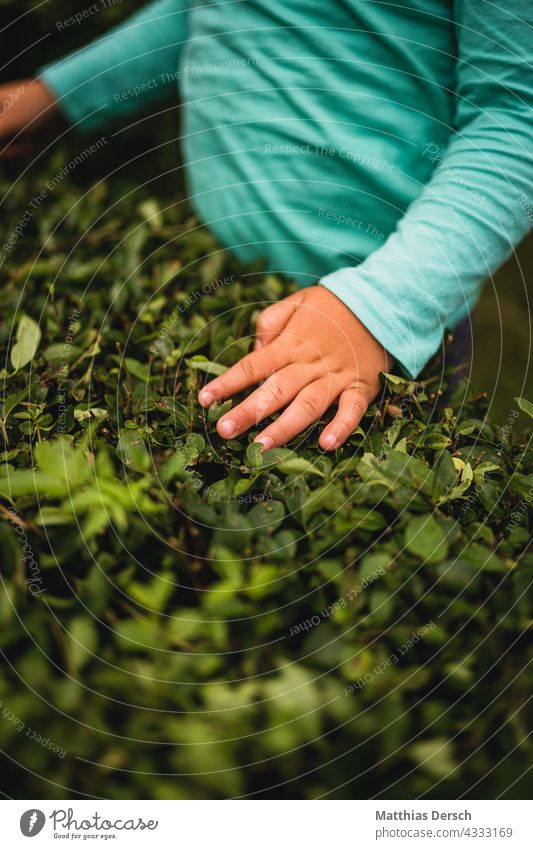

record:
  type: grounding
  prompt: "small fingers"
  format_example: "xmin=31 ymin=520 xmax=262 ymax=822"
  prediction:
xmin=319 ymin=386 xmax=370 ymax=450
xmin=254 ymin=379 xmax=336 ymax=449
xmin=216 ymin=365 xmax=309 ymax=439
xmin=198 ymin=344 xmax=289 ymax=407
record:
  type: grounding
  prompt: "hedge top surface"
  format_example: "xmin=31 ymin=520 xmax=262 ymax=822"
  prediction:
xmin=0 ymin=153 xmax=531 ymax=800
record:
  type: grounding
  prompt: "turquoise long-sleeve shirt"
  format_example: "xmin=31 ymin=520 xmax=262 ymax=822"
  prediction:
xmin=40 ymin=0 xmax=533 ymax=376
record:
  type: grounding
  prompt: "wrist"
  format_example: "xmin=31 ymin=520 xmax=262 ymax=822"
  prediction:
xmin=26 ymin=78 xmax=59 ymax=119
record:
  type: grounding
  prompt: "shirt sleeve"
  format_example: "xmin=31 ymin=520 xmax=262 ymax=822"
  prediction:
xmin=320 ymin=0 xmax=533 ymax=377
xmin=38 ymin=0 xmax=187 ymax=131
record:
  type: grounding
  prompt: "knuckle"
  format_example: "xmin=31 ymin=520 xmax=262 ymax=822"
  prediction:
xmin=292 ymin=338 xmax=315 ymax=361
xmin=253 ymin=381 xmax=284 ymax=424
xmin=231 ymin=403 xmax=250 ymax=426
xmin=353 ymin=396 xmax=368 ymax=415
xmin=332 ymin=361 xmax=349 ymax=377
xmin=263 ymin=376 xmax=284 ymax=404
xmin=239 ymin=356 xmax=257 ymax=381
xmin=343 ymin=394 xmax=368 ymax=421
xmin=271 ymin=421 xmax=291 ymax=444
xmin=300 ymin=395 xmax=321 ymax=418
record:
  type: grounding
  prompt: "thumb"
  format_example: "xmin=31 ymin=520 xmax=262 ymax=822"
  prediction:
xmin=254 ymin=291 xmax=304 ymax=350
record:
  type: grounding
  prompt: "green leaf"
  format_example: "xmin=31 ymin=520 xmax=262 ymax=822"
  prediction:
xmin=382 ymin=371 xmax=425 ymax=398
xmin=277 ymin=457 xmax=325 ymax=477
xmin=409 ymin=738 xmax=457 ymax=779
xmin=260 ymin=447 xmax=326 ymax=477
xmin=117 ymin=429 xmax=150 ymax=472
xmin=43 ymin=343 xmax=81 ymax=363
xmin=248 ymin=499 xmax=285 ymax=533
xmin=124 ymin=357 xmax=150 ymax=381
xmin=67 ymin=616 xmax=98 ymax=673
xmin=187 ymin=356 xmax=228 ymax=376
xmin=261 ymin=447 xmax=295 ymax=467
xmin=233 ymin=475 xmax=258 ymax=496
xmin=74 ymin=408 xmax=108 ymax=422
xmin=207 ymin=398 xmax=232 ymax=423
xmin=404 ymin=514 xmax=449 ymax=564
xmin=431 ymin=450 xmax=456 ymax=500
xmin=161 ymin=434 xmax=205 ymax=482
xmin=1 ymin=382 xmax=38 ymax=421
xmin=246 ymin=442 xmax=264 ymax=469
xmin=129 ymin=572 xmax=175 ymax=611
xmin=155 ymin=396 xmax=190 ymax=430
xmin=10 ymin=315 xmax=42 ymax=372
xmin=358 ymin=451 xmax=434 ymax=496
xmin=515 ymin=397 xmax=533 ymax=419
xmin=301 ymin=484 xmax=344 ymax=523
xmin=0 ymin=440 xmax=92 ymax=500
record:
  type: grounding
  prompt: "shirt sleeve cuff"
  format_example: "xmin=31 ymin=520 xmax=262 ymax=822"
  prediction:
xmin=319 ymin=266 xmax=442 ymax=379
xmin=38 ymin=58 xmax=114 ymax=131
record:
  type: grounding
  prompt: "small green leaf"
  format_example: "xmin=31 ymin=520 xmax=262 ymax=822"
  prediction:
xmin=207 ymin=398 xmax=232 ymax=423
xmin=161 ymin=434 xmax=205 ymax=482
xmin=67 ymin=616 xmax=98 ymax=672
xmin=515 ymin=397 xmax=533 ymax=419
xmin=277 ymin=457 xmax=325 ymax=477
xmin=2 ymin=382 xmax=38 ymax=420
xmin=404 ymin=514 xmax=449 ymax=564
xmin=117 ymin=429 xmax=150 ymax=472
xmin=187 ymin=356 xmax=227 ymax=376
xmin=382 ymin=371 xmax=425 ymax=398
xmin=155 ymin=396 xmax=190 ymax=429
xmin=129 ymin=572 xmax=175 ymax=611
xmin=74 ymin=408 xmax=108 ymax=422
xmin=246 ymin=442 xmax=264 ymax=469
xmin=301 ymin=484 xmax=344 ymax=523
xmin=124 ymin=358 xmax=150 ymax=381
xmin=10 ymin=315 xmax=42 ymax=372
xmin=43 ymin=343 xmax=81 ymax=363
xmin=410 ymin=738 xmax=457 ymax=779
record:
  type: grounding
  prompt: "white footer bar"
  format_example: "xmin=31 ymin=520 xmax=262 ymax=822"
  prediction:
xmin=1 ymin=799 xmax=529 ymax=848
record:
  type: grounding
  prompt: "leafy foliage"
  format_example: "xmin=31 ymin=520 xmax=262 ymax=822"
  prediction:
xmin=0 ymin=113 xmax=532 ymax=804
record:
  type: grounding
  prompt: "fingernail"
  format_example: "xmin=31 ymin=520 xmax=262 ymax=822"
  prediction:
xmin=254 ymin=436 xmax=273 ymax=451
xmin=199 ymin=390 xmax=213 ymax=406
xmin=219 ymin=418 xmax=236 ymax=437
xmin=323 ymin=434 xmax=337 ymax=450
xmin=254 ymin=339 xmax=262 ymax=351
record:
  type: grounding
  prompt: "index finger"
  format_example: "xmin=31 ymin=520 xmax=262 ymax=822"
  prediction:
xmin=198 ymin=344 xmax=290 ymax=406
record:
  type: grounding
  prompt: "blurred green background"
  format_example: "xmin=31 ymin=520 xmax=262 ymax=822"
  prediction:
xmin=475 ymin=243 xmax=532 ymax=418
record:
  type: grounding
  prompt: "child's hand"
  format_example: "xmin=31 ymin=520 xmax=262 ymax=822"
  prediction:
xmin=0 ymin=79 xmax=58 ymax=158
xmin=198 ymin=286 xmax=392 ymax=450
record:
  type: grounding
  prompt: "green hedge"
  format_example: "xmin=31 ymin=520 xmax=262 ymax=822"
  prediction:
xmin=0 ymin=142 xmax=531 ymax=799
